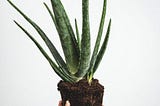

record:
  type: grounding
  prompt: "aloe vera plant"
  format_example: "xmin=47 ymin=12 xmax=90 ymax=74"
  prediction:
xmin=7 ymin=0 xmax=111 ymax=83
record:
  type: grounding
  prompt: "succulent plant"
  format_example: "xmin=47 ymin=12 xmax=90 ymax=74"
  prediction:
xmin=7 ymin=0 xmax=111 ymax=83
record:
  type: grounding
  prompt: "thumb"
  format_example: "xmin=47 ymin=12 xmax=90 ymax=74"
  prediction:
xmin=58 ymin=101 xmax=62 ymax=106
xmin=65 ymin=101 xmax=70 ymax=106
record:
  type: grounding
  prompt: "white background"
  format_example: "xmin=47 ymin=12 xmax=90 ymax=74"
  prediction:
xmin=0 ymin=0 xmax=160 ymax=106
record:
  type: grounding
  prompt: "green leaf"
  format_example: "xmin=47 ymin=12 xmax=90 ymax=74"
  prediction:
xmin=75 ymin=19 xmax=81 ymax=51
xmin=50 ymin=0 xmax=79 ymax=74
xmin=93 ymin=19 xmax=111 ymax=73
xmin=43 ymin=2 xmax=59 ymax=31
xmin=88 ymin=0 xmax=107 ymax=76
xmin=57 ymin=0 xmax=80 ymax=57
xmin=14 ymin=20 xmax=75 ymax=82
xmin=43 ymin=3 xmax=71 ymax=73
xmin=7 ymin=0 xmax=78 ymax=81
xmin=76 ymin=0 xmax=91 ymax=77
xmin=7 ymin=0 xmax=68 ymax=73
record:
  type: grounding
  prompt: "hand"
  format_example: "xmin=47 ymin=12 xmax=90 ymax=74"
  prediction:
xmin=58 ymin=100 xmax=70 ymax=106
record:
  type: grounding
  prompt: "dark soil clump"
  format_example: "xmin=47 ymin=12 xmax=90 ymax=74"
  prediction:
xmin=58 ymin=79 xmax=104 ymax=106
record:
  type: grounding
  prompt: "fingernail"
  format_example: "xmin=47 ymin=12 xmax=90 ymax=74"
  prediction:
xmin=66 ymin=100 xmax=70 ymax=105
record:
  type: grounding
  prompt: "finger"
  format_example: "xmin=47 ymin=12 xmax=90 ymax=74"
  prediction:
xmin=58 ymin=101 xmax=62 ymax=106
xmin=65 ymin=101 xmax=70 ymax=106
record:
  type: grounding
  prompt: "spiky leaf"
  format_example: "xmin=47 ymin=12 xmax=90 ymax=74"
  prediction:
xmin=7 ymin=0 xmax=71 ymax=75
xmin=14 ymin=21 xmax=76 ymax=82
xmin=50 ymin=0 xmax=79 ymax=74
xmin=88 ymin=0 xmax=107 ymax=77
xmin=93 ymin=19 xmax=111 ymax=73
xmin=76 ymin=0 xmax=91 ymax=78
xmin=75 ymin=19 xmax=81 ymax=51
xmin=43 ymin=3 xmax=58 ymax=30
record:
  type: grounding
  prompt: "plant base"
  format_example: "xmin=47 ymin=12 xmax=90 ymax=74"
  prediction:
xmin=58 ymin=79 xmax=104 ymax=106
